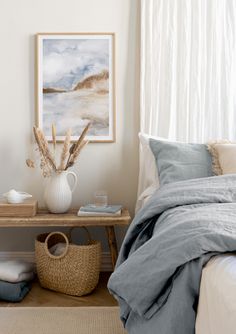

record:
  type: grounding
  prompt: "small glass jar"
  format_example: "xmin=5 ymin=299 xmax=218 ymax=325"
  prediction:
xmin=94 ymin=190 xmax=108 ymax=207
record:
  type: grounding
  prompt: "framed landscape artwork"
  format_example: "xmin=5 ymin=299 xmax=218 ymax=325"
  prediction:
xmin=36 ymin=33 xmax=115 ymax=142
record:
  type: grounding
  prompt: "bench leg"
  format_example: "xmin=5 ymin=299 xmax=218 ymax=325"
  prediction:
xmin=106 ymin=226 xmax=118 ymax=270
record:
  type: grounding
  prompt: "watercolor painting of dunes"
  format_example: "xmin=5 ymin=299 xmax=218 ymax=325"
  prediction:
xmin=36 ymin=33 xmax=115 ymax=142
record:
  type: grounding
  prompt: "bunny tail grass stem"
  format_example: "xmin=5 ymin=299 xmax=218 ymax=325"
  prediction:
xmin=37 ymin=128 xmax=57 ymax=171
xmin=74 ymin=122 xmax=91 ymax=152
xmin=52 ymin=124 xmax=57 ymax=153
xmin=65 ymin=142 xmax=76 ymax=170
xmin=67 ymin=140 xmax=89 ymax=169
xmin=64 ymin=123 xmax=90 ymax=170
xmin=59 ymin=128 xmax=71 ymax=171
xmin=33 ymin=126 xmax=57 ymax=172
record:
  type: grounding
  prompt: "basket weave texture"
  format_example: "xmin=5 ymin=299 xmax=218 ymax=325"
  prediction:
xmin=35 ymin=228 xmax=101 ymax=296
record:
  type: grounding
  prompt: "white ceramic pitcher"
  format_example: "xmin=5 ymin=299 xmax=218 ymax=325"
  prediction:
xmin=44 ymin=171 xmax=77 ymax=213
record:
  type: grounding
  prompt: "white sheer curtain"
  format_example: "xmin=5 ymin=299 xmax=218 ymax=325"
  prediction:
xmin=141 ymin=0 xmax=236 ymax=142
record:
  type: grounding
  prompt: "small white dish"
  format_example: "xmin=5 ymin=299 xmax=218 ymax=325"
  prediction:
xmin=3 ymin=189 xmax=32 ymax=204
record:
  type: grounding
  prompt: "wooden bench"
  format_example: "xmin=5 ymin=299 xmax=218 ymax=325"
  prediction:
xmin=0 ymin=208 xmax=131 ymax=270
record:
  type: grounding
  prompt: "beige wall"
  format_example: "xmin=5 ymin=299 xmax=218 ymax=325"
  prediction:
xmin=0 ymin=0 xmax=140 ymax=251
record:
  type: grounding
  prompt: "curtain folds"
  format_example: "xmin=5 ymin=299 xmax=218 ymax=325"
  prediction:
xmin=141 ymin=0 xmax=236 ymax=142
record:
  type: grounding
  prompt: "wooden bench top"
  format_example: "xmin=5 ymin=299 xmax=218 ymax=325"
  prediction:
xmin=0 ymin=208 xmax=131 ymax=227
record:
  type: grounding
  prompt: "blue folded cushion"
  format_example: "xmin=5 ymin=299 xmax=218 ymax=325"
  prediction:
xmin=149 ymin=138 xmax=213 ymax=186
xmin=0 ymin=280 xmax=31 ymax=302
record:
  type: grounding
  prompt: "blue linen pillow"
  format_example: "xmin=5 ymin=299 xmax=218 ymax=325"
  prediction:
xmin=149 ymin=138 xmax=213 ymax=186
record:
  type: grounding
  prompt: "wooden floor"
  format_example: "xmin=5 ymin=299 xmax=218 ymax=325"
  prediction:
xmin=0 ymin=272 xmax=117 ymax=307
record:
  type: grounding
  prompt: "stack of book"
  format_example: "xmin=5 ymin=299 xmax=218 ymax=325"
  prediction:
xmin=77 ymin=205 xmax=122 ymax=217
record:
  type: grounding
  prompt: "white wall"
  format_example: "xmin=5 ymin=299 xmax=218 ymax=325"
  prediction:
xmin=0 ymin=0 xmax=140 ymax=252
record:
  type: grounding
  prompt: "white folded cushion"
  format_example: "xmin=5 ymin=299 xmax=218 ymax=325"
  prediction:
xmin=0 ymin=260 xmax=35 ymax=283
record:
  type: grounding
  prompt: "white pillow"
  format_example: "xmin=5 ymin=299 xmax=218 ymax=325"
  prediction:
xmin=135 ymin=133 xmax=161 ymax=213
xmin=137 ymin=133 xmax=159 ymax=194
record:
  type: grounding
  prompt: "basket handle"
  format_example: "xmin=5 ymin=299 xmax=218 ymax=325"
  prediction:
xmin=69 ymin=226 xmax=92 ymax=244
xmin=44 ymin=231 xmax=69 ymax=259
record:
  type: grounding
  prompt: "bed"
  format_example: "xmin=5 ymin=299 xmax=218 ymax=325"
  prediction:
xmin=108 ymin=134 xmax=236 ymax=334
xmin=196 ymin=254 xmax=236 ymax=334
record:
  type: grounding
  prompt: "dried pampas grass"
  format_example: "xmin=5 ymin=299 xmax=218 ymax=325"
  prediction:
xmin=26 ymin=159 xmax=35 ymax=168
xmin=33 ymin=126 xmax=57 ymax=172
xmin=65 ymin=123 xmax=90 ymax=169
xmin=69 ymin=140 xmax=89 ymax=166
xmin=27 ymin=123 xmax=90 ymax=177
xmin=59 ymin=128 xmax=71 ymax=171
xmin=52 ymin=124 xmax=57 ymax=152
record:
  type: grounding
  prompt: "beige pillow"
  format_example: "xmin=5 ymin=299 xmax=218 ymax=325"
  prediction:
xmin=208 ymin=141 xmax=236 ymax=175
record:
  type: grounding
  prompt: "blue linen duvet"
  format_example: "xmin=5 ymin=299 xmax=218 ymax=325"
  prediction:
xmin=108 ymin=174 xmax=236 ymax=334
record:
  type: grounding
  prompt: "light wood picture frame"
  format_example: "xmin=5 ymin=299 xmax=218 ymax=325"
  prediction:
xmin=36 ymin=33 xmax=116 ymax=143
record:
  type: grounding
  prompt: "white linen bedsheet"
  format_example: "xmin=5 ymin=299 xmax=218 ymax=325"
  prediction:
xmin=196 ymin=254 xmax=236 ymax=334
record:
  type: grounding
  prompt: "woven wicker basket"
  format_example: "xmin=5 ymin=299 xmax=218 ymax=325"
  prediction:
xmin=35 ymin=227 xmax=101 ymax=296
